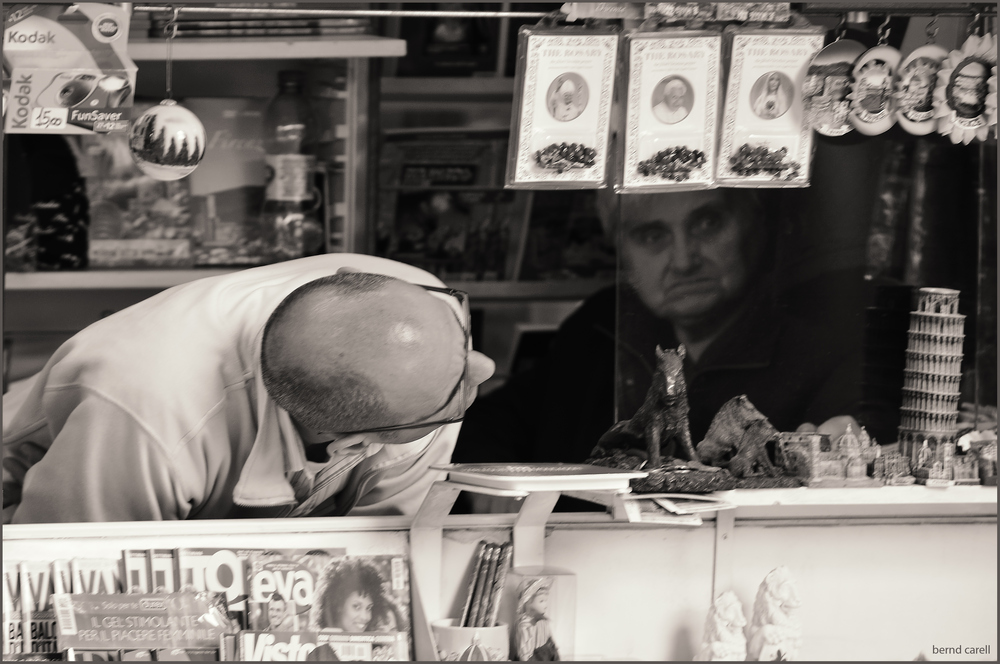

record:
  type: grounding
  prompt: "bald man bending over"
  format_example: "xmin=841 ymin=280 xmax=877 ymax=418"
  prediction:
xmin=3 ymin=254 xmax=495 ymax=523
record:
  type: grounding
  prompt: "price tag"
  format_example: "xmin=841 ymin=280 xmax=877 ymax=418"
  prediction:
xmin=30 ymin=106 xmax=67 ymax=130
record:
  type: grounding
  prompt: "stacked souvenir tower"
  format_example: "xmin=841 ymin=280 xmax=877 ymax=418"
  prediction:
xmin=898 ymin=288 xmax=965 ymax=480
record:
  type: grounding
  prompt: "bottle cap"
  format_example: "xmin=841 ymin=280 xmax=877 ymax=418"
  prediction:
xmin=278 ymin=70 xmax=306 ymax=88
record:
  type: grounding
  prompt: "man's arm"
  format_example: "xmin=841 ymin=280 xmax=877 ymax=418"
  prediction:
xmin=7 ymin=394 xmax=183 ymax=523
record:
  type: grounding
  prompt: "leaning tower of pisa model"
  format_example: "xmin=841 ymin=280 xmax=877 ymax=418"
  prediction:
xmin=898 ymin=288 xmax=965 ymax=472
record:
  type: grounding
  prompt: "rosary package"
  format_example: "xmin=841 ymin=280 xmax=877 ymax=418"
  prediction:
xmin=619 ymin=29 xmax=722 ymax=192
xmin=716 ymin=23 xmax=824 ymax=188
xmin=505 ymin=22 xmax=619 ymax=189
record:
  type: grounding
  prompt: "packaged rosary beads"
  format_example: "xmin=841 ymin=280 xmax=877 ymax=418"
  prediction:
xmin=505 ymin=21 xmax=620 ymax=189
xmin=716 ymin=23 xmax=824 ymax=188
xmin=619 ymin=28 xmax=723 ymax=192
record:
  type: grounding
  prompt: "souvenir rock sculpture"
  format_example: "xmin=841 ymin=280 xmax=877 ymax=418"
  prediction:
xmin=694 ymin=591 xmax=747 ymax=662
xmin=588 ymin=346 xmax=736 ymax=493
xmin=747 ymin=567 xmax=802 ymax=661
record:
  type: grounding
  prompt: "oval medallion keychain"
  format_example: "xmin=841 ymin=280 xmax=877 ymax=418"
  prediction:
xmin=894 ymin=18 xmax=949 ymax=135
xmin=933 ymin=17 xmax=997 ymax=145
xmin=848 ymin=17 xmax=902 ymax=136
xmin=804 ymin=19 xmax=866 ymax=137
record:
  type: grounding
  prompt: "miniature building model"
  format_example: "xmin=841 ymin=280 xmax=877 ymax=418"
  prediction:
xmin=898 ymin=288 xmax=965 ymax=479
xmin=777 ymin=426 xmax=882 ymax=487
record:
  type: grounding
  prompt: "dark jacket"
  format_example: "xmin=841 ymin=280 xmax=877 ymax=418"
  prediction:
xmin=454 ymin=283 xmax=863 ymax=466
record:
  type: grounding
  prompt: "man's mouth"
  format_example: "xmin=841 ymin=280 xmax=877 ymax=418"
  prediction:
xmin=666 ymin=279 xmax=717 ymax=296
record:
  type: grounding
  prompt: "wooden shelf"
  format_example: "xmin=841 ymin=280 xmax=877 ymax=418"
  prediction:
xmin=128 ymin=34 xmax=406 ymax=60
xmin=5 ymin=270 xmax=610 ymax=302
xmin=4 ymin=270 xmax=237 ymax=291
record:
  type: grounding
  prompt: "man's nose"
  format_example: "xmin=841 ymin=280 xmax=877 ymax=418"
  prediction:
xmin=670 ymin=234 xmax=701 ymax=273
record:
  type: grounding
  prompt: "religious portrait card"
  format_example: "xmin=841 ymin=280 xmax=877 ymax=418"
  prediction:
xmin=620 ymin=29 xmax=722 ymax=192
xmin=716 ymin=26 xmax=824 ymax=187
xmin=506 ymin=26 xmax=619 ymax=189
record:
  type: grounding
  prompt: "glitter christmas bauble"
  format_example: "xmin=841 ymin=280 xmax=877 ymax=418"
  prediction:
xmin=129 ymin=99 xmax=206 ymax=180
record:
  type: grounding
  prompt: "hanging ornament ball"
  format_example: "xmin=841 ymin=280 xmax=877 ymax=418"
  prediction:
xmin=129 ymin=99 xmax=206 ymax=180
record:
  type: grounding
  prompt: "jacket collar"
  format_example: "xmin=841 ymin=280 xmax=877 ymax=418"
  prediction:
xmin=232 ymin=328 xmax=298 ymax=507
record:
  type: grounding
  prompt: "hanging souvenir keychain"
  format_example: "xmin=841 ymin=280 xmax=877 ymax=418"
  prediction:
xmin=933 ymin=14 xmax=997 ymax=144
xmin=803 ymin=17 xmax=865 ymax=137
xmin=129 ymin=9 xmax=206 ymax=180
xmin=894 ymin=17 xmax=949 ymax=135
xmin=848 ymin=16 xmax=902 ymax=136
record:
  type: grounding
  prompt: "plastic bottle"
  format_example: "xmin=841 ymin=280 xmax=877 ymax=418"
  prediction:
xmin=261 ymin=70 xmax=324 ymax=261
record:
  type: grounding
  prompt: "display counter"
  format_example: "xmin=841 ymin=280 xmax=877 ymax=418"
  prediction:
xmin=4 ymin=486 xmax=995 ymax=661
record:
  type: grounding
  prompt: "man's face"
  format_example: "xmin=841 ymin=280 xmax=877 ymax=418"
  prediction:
xmin=268 ymin=599 xmax=286 ymax=626
xmin=619 ymin=190 xmax=758 ymax=327
xmin=665 ymin=83 xmax=686 ymax=109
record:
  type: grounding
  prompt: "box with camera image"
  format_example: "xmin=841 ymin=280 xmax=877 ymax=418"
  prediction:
xmin=3 ymin=3 xmax=137 ymax=134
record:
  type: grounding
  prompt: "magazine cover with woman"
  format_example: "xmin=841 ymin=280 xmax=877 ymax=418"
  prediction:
xmin=246 ymin=551 xmax=411 ymax=661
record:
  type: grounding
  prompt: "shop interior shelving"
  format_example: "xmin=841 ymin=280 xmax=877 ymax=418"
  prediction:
xmin=127 ymin=34 xmax=406 ymax=60
xmin=3 ymin=271 xmax=608 ymax=303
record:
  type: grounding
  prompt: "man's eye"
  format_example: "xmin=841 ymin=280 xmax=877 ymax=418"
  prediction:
xmin=630 ymin=227 xmax=669 ymax=247
xmin=690 ymin=214 xmax=723 ymax=237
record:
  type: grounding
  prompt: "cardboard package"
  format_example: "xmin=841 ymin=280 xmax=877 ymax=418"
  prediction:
xmin=3 ymin=3 xmax=137 ymax=135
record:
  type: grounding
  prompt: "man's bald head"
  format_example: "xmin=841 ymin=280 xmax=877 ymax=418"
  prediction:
xmin=261 ymin=273 xmax=467 ymax=433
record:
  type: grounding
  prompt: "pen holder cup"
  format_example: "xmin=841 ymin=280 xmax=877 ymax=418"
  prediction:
xmin=431 ymin=619 xmax=510 ymax=661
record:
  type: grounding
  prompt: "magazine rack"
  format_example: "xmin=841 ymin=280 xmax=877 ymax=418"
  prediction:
xmin=410 ymin=480 xmax=622 ymax=661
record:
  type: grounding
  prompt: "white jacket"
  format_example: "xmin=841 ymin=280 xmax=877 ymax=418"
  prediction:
xmin=3 ymin=254 xmax=458 ymax=523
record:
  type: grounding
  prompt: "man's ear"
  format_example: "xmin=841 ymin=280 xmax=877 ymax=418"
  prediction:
xmin=468 ymin=351 xmax=496 ymax=387
xmin=336 ymin=266 xmax=363 ymax=274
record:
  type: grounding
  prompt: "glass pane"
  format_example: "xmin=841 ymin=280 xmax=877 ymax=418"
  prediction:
xmin=612 ymin=134 xmax=996 ymax=453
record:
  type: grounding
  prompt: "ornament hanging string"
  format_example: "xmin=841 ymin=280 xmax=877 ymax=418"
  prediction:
xmin=925 ymin=15 xmax=939 ymax=44
xmin=877 ymin=15 xmax=891 ymax=45
xmin=834 ymin=14 xmax=847 ymax=42
xmin=165 ymin=7 xmax=179 ymax=100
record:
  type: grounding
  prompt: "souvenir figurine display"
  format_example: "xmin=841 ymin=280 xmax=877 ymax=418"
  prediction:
xmin=587 ymin=346 xmax=739 ymax=494
xmin=746 ymin=567 xmax=802 ymax=661
xmin=694 ymin=591 xmax=747 ymax=662
xmin=515 ymin=577 xmax=560 ymax=662
xmin=898 ymin=288 xmax=966 ymax=485
xmin=778 ymin=426 xmax=883 ymax=487
xmin=697 ymin=396 xmax=803 ymax=488
xmin=933 ymin=31 xmax=997 ymax=144
xmin=620 ymin=28 xmax=722 ymax=192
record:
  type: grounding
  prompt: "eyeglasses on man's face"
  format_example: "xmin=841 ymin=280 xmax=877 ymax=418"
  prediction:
xmin=332 ymin=285 xmax=472 ymax=436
